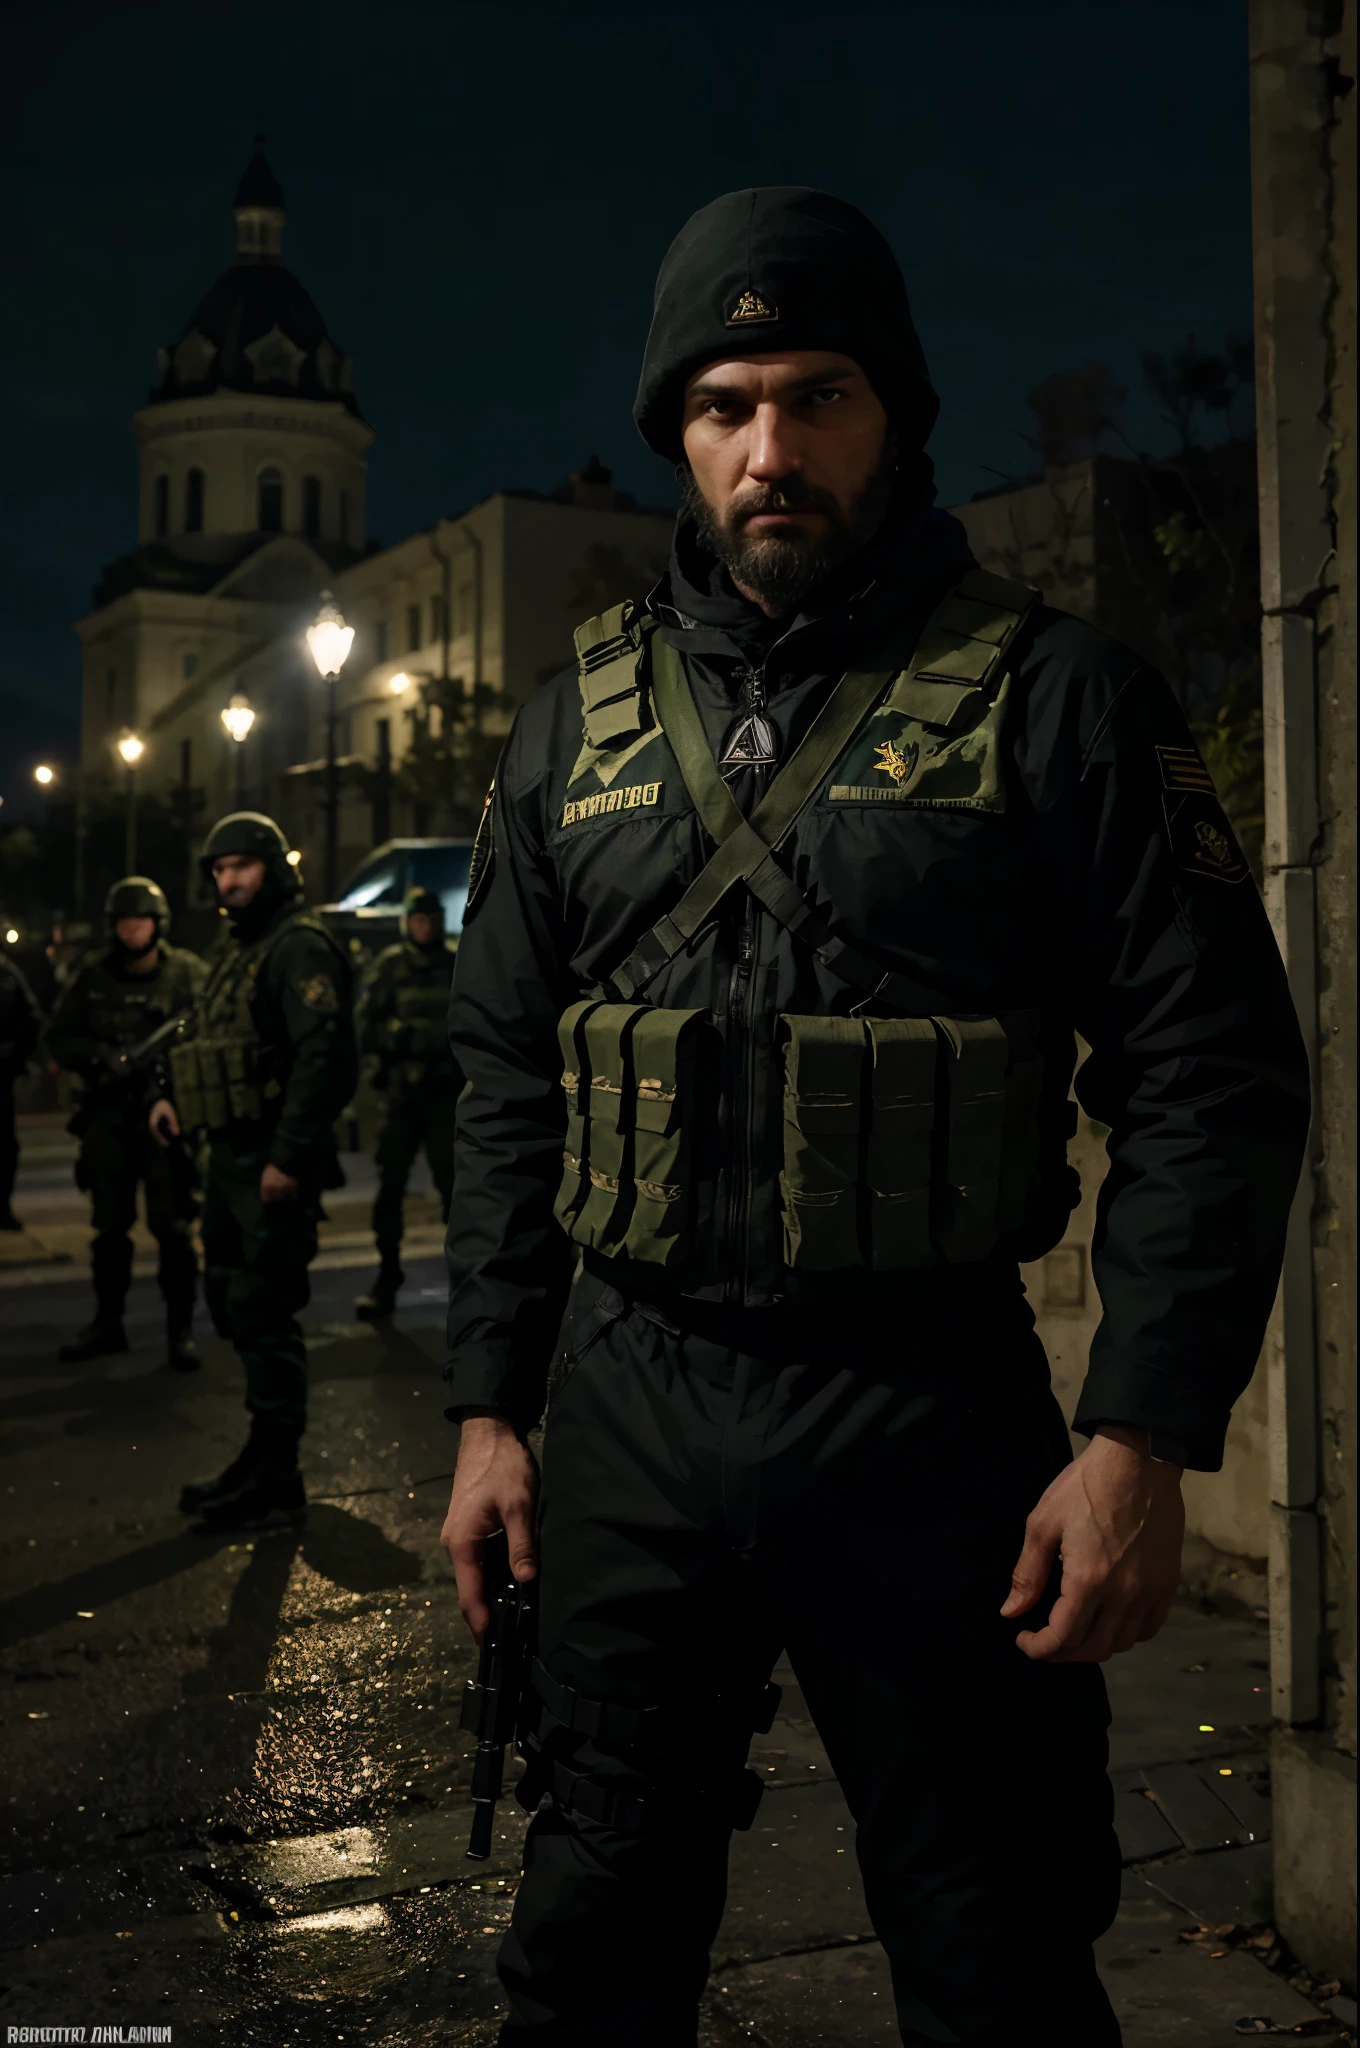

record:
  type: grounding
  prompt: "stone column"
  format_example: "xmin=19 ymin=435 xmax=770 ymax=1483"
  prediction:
xmin=1249 ymin=0 xmax=1356 ymax=1980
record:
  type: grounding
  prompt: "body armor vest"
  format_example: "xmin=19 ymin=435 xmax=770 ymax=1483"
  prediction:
xmin=169 ymin=908 xmax=331 ymax=1135
xmin=554 ymin=569 xmax=1053 ymax=1280
xmin=380 ymin=945 xmax=459 ymax=1093
xmin=82 ymin=948 xmax=199 ymax=1054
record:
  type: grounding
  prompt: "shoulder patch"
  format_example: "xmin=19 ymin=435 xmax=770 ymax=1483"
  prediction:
xmin=1162 ymin=789 xmax=1250 ymax=885
xmin=1154 ymin=739 xmax=1249 ymax=883
xmin=298 ymin=970 xmax=340 ymax=1013
xmin=465 ymin=779 xmax=495 ymax=920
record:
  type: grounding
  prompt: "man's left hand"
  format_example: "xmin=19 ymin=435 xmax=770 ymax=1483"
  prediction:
xmin=1001 ymin=1425 xmax=1185 ymax=1662
xmin=260 ymin=1163 xmax=299 ymax=1205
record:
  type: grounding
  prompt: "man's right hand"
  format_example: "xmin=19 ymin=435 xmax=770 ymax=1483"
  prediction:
xmin=149 ymin=1099 xmax=180 ymax=1146
xmin=441 ymin=1416 xmax=539 ymax=1644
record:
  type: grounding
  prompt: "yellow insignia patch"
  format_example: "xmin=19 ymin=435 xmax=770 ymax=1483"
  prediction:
xmin=298 ymin=972 xmax=339 ymax=1013
xmin=872 ymin=737 xmax=919 ymax=787
xmin=726 ymin=287 xmax=778 ymax=326
xmin=1193 ymin=818 xmax=1234 ymax=867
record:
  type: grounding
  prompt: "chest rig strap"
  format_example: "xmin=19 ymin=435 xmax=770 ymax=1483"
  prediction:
xmin=606 ymin=568 xmax=1037 ymax=1015
xmin=574 ymin=602 xmax=653 ymax=748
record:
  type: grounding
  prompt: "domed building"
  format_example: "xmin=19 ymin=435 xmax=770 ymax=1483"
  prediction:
xmin=131 ymin=146 xmax=371 ymax=563
xmin=74 ymin=147 xmax=673 ymax=911
xmin=75 ymin=147 xmax=374 ymax=832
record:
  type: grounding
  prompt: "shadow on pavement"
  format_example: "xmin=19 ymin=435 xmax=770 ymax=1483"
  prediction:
xmin=1 ymin=1504 xmax=423 ymax=1653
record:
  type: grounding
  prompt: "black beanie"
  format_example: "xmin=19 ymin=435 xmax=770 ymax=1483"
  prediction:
xmin=634 ymin=187 xmax=939 ymax=462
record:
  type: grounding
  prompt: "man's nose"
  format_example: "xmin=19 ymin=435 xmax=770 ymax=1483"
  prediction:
xmin=745 ymin=402 xmax=802 ymax=482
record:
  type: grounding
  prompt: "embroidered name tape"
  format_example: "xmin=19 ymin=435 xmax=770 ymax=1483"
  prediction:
xmin=562 ymin=780 xmax=663 ymax=828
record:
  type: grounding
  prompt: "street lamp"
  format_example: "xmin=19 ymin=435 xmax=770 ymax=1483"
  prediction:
xmin=388 ymin=671 xmax=413 ymax=696
xmin=116 ymin=731 xmax=144 ymax=873
xmin=220 ymin=694 xmax=256 ymax=806
xmin=305 ymin=592 xmax=354 ymax=900
xmin=33 ymin=764 xmax=55 ymax=787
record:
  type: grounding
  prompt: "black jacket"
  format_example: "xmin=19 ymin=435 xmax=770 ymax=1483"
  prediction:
xmin=444 ymin=505 xmax=1308 ymax=1469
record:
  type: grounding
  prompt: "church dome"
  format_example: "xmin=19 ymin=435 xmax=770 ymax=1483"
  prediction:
xmin=148 ymin=146 xmax=362 ymax=417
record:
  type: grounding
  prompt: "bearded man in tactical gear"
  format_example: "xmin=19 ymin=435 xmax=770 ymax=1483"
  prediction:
xmin=151 ymin=814 xmax=357 ymax=1531
xmin=439 ymin=189 xmax=1309 ymax=2047
xmin=48 ymin=877 xmax=205 ymax=1368
xmin=353 ymin=886 xmax=463 ymax=1320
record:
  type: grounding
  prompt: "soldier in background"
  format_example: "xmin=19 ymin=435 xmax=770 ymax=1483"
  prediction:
xmin=0 ymin=950 xmax=43 ymax=1231
xmin=151 ymin=814 xmax=357 ymax=1530
xmin=353 ymin=886 xmax=462 ymax=1320
xmin=46 ymin=878 xmax=205 ymax=1366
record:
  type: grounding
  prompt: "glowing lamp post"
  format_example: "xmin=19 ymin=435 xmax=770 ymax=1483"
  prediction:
xmin=305 ymin=593 xmax=355 ymax=900
xmin=116 ymin=731 xmax=145 ymax=872
xmin=33 ymin=764 xmax=55 ymax=787
xmin=220 ymin=694 xmax=256 ymax=806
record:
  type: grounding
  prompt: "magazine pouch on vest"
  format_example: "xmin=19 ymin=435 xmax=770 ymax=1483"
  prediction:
xmin=779 ymin=1009 xmax=1043 ymax=1272
xmin=571 ymin=566 xmax=1050 ymax=1280
xmin=169 ymin=911 xmax=328 ymax=1135
xmin=573 ymin=603 xmax=651 ymax=749
xmin=554 ymin=1000 xmax=709 ymax=1266
xmin=169 ymin=1036 xmax=268 ymax=1131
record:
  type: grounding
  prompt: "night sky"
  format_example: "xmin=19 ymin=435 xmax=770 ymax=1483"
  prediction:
xmin=2 ymin=0 xmax=1253 ymax=808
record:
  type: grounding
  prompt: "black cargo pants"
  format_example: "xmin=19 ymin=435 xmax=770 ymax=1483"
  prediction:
xmin=201 ymin=1141 xmax=319 ymax=1431
xmin=80 ymin=1104 xmax=198 ymax=1323
xmin=496 ymin=1269 xmax=1122 ymax=2047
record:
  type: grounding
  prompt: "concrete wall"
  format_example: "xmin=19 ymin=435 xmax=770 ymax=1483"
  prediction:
xmin=1249 ymin=0 xmax=1357 ymax=1982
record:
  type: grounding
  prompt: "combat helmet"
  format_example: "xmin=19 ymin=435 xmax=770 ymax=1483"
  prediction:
xmin=198 ymin=812 xmax=298 ymax=891
xmin=104 ymin=875 xmax=170 ymax=941
xmin=400 ymin=886 xmax=446 ymax=943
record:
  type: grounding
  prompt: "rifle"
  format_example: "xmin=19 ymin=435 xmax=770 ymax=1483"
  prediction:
xmin=68 ymin=1013 xmax=191 ymax=1139
xmin=458 ymin=1528 xmax=537 ymax=1860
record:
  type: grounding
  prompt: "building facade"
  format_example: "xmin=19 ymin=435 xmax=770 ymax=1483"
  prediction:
xmin=74 ymin=153 xmax=673 ymax=899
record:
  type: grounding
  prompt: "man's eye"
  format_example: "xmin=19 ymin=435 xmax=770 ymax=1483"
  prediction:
xmin=808 ymin=387 xmax=846 ymax=405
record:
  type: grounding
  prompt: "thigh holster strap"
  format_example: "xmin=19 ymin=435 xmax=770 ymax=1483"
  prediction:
xmin=532 ymin=1661 xmax=782 ymax=1747
xmin=528 ymin=1754 xmax=766 ymax=1836
xmin=532 ymin=1660 xmax=662 ymax=1746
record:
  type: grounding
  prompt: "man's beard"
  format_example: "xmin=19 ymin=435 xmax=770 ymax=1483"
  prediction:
xmin=681 ymin=436 xmax=898 ymax=615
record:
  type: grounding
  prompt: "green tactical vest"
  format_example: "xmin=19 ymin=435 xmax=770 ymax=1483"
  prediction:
xmin=168 ymin=908 xmax=332 ymax=1135
xmin=553 ymin=568 xmax=1048 ymax=1280
xmin=80 ymin=947 xmax=200 ymax=1053
xmin=378 ymin=944 xmax=459 ymax=1093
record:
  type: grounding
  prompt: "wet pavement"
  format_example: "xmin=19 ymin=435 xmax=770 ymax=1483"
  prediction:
xmin=1 ymin=1124 xmax=1352 ymax=2045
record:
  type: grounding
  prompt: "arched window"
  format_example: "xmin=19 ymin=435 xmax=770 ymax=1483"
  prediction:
xmin=185 ymin=467 xmax=205 ymax=533
xmin=153 ymin=474 xmax=169 ymax=537
xmin=302 ymin=475 xmax=322 ymax=538
xmin=257 ymin=466 xmax=284 ymax=532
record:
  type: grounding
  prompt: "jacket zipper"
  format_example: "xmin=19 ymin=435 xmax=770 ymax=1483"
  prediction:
xmin=722 ymin=664 xmax=767 ymax=1304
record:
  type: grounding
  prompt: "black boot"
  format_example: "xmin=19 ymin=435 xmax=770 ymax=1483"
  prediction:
xmin=355 ymin=1258 xmax=403 ymax=1321
xmin=58 ymin=1317 xmax=129 ymax=1363
xmin=167 ymin=1325 xmax=201 ymax=1372
xmin=179 ymin=1417 xmax=270 ymax=1514
xmin=160 ymin=1244 xmax=200 ymax=1373
xmin=0 ymin=1206 xmax=22 ymax=1232
xmin=63 ymin=1234 xmax=132 ymax=1361
xmin=195 ymin=1423 xmax=306 ymax=1532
